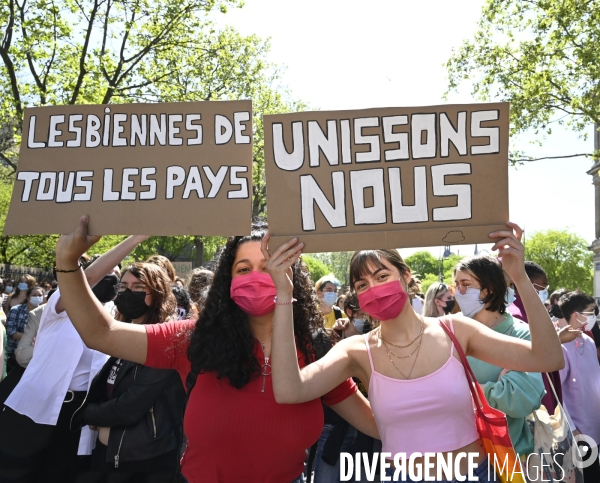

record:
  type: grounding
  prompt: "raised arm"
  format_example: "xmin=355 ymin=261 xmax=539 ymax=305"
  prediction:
xmin=55 ymin=216 xmax=147 ymax=364
xmin=462 ymin=222 xmax=564 ymax=372
xmin=264 ymin=234 xmax=360 ymax=404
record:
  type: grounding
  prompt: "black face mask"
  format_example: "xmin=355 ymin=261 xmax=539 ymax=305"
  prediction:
xmin=92 ymin=274 xmax=119 ymax=304
xmin=114 ymin=288 xmax=149 ymax=320
xmin=550 ymin=304 xmax=563 ymax=319
xmin=443 ymin=300 xmax=456 ymax=314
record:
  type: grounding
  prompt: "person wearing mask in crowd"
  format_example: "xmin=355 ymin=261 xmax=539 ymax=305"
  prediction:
xmin=71 ymin=262 xmax=185 ymax=483
xmin=549 ymin=289 xmax=569 ymax=325
xmin=422 ymin=282 xmax=455 ymax=317
xmin=146 ymin=255 xmax=177 ymax=283
xmin=333 ymin=291 xmax=375 ymax=339
xmin=172 ymin=285 xmax=197 ymax=320
xmin=14 ymin=303 xmax=45 ymax=368
xmin=310 ymin=292 xmax=381 ymax=483
xmin=507 ymin=261 xmax=563 ymax=416
xmin=337 ymin=293 xmax=347 ymax=313
xmin=54 ymin=217 xmax=379 ymax=483
xmin=0 ymin=255 xmax=120 ymax=483
xmin=315 ymin=275 xmax=346 ymax=330
xmin=5 ymin=286 xmax=44 ymax=372
xmin=556 ymin=292 xmax=600 ymax=482
xmin=408 ymin=277 xmax=425 ymax=315
xmin=270 ymin=222 xmax=565 ymax=482
xmin=452 ymin=255 xmax=545 ymax=469
xmin=187 ymin=268 xmax=214 ymax=311
xmin=5 ymin=275 xmax=36 ymax=310
xmin=508 ymin=261 xmax=548 ymax=322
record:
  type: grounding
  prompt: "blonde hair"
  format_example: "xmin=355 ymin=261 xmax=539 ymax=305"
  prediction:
xmin=423 ymin=282 xmax=449 ymax=317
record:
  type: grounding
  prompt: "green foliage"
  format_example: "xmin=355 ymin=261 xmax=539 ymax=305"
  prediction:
xmin=0 ymin=0 xmax=307 ymax=259
xmin=301 ymin=255 xmax=330 ymax=284
xmin=404 ymin=251 xmax=438 ymax=279
xmin=524 ymin=229 xmax=593 ymax=294
xmin=405 ymin=251 xmax=464 ymax=293
xmin=446 ymin=0 xmax=600 ymax=154
xmin=311 ymin=252 xmax=353 ymax=287
xmin=130 ymin=235 xmax=226 ymax=265
xmin=0 ymin=176 xmax=57 ymax=267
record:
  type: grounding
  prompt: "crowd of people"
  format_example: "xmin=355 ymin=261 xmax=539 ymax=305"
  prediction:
xmin=0 ymin=217 xmax=598 ymax=483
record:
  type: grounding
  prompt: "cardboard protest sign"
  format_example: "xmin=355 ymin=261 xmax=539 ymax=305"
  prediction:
xmin=172 ymin=261 xmax=193 ymax=282
xmin=264 ymin=103 xmax=509 ymax=253
xmin=4 ymin=101 xmax=253 ymax=236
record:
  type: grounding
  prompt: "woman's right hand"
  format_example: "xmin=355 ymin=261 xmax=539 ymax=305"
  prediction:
xmin=56 ymin=216 xmax=102 ymax=268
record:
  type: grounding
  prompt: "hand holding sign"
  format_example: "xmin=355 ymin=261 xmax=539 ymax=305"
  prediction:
xmin=261 ymin=233 xmax=304 ymax=298
xmin=56 ymin=216 xmax=102 ymax=269
xmin=489 ymin=222 xmax=525 ymax=283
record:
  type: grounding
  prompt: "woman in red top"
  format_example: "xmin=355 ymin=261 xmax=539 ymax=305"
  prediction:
xmin=55 ymin=217 xmax=378 ymax=483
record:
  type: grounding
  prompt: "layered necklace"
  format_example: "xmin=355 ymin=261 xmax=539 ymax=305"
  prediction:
xmin=257 ymin=332 xmax=272 ymax=393
xmin=377 ymin=317 xmax=425 ymax=380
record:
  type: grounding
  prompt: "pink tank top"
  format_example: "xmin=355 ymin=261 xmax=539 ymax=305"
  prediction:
xmin=366 ymin=320 xmax=479 ymax=454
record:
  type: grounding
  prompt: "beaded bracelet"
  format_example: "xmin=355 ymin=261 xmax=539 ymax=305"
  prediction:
xmin=54 ymin=263 xmax=82 ymax=273
xmin=274 ymin=297 xmax=297 ymax=305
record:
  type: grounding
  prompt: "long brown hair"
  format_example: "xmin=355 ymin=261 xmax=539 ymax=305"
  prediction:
xmin=117 ymin=262 xmax=176 ymax=324
xmin=145 ymin=255 xmax=177 ymax=283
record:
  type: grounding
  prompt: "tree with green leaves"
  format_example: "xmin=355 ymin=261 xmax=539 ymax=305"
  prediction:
xmin=301 ymin=255 xmax=330 ymax=284
xmin=312 ymin=252 xmax=353 ymax=287
xmin=446 ymin=0 xmax=600 ymax=161
xmin=524 ymin=229 xmax=593 ymax=294
xmin=0 ymin=0 xmax=306 ymax=263
xmin=404 ymin=251 xmax=438 ymax=280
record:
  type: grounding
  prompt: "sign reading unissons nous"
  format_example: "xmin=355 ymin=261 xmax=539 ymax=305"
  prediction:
xmin=4 ymin=101 xmax=253 ymax=236
xmin=264 ymin=103 xmax=510 ymax=253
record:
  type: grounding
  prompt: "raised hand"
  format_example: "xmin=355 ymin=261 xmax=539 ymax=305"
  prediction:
xmin=55 ymin=215 xmax=102 ymax=269
xmin=489 ymin=222 xmax=526 ymax=283
xmin=260 ymin=233 xmax=304 ymax=297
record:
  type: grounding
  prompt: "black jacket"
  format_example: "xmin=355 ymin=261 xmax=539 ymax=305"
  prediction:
xmin=71 ymin=357 xmax=185 ymax=466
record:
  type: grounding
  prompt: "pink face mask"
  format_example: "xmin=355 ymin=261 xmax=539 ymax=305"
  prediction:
xmin=357 ymin=280 xmax=408 ymax=321
xmin=230 ymin=271 xmax=277 ymax=317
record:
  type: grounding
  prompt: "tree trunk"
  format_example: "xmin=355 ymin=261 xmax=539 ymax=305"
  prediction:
xmin=193 ymin=236 xmax=205 ymax=268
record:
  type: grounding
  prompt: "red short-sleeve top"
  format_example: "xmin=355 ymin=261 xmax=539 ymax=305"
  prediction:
xmin=145 ymin=320 xmax=356 ymax=483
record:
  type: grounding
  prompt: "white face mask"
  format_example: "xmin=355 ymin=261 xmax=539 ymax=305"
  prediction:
xmin=323 ymin=292 xmax=338 ymax=307
xmin=576 ymin=312 xmax=597 ymax=331
xmin=538 ymin=289 xmax=549 ymax=303
xmin=353 ymin=318 xmax=366 ymax=334
xmin=455 ymin=287 xmax=486 ymax=318
xmin=505 ymin=287 xmax=516 ymax=306
xmin=29 ymin=296 xmax=43 ymax=307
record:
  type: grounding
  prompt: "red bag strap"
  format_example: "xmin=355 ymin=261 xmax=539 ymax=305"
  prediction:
xmin=439 ymin=317 xmax=490 ymax=412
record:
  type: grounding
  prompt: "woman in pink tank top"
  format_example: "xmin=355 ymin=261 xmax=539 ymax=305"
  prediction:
xmin=268 ymin=222 xmax=565 ymax=482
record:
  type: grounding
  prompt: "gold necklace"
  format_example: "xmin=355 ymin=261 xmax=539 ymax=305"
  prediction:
xmin=377 ymin=317 xmax=424 ymax=348
xmin=381 ymin=337 xmax=422 ymax=359
xmin=383 ymin=335 xmax=423 ymax=380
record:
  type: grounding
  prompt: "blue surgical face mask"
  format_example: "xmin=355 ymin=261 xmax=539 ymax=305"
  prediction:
xmin=4 ymin=286 xmax=12 ymax=294
xmin=505 ymin=287 xmax=516 ymax=306
xmin=17 ymin=283 xmax=29 ymax=291
xmin=353 ymin=318 xmax=366 ymax=334
xmin=323 ymin=292 xmax=338 ymax=307
xmin=538 ymin=289 xmax=549 ymax=303
xmin=455 ymin=287 xmax=485 ymax=318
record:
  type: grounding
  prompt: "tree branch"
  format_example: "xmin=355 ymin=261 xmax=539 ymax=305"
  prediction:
xmin=510 ymin=153 xmax=593 ymax=163
xmin=15 ymin=0 xmax=46 ymax=103
xmin=70 ymin=0 xmax=101 ymax=104
xmin=0 ymin=0 xmax=23 ymax=118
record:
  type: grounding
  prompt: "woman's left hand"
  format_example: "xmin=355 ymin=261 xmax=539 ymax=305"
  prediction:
xmin=260 ymin=233 xmax=304 ymax=297
xmin=489 ymin=222 xmax=526 ymax=283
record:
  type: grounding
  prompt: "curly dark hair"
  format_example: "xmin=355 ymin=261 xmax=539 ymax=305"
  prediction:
xmin=187 ymin=231 xmax=322 ymax=389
